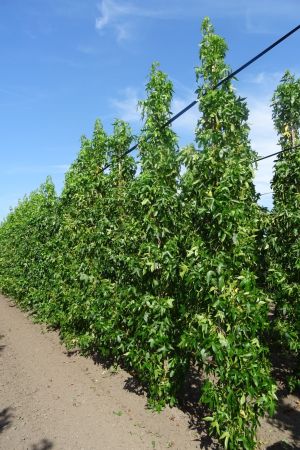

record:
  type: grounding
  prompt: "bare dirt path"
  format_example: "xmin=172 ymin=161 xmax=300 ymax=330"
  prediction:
xmin=0 ymin=293 xmax=299 ymax=450
xmin=0 ymin=294 xmax=201 ymax=450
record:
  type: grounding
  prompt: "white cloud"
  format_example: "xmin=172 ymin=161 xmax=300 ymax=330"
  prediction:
xmin=52 ymin=164 xmax=70 ymax=173
xmin=246 ymin=95 xmax=278 ymax=206
xmin=95 ymin=0 xmax=136 ymax=41
xmin=115 ymin=23 xmax=131 ymax=42
xmin=41 ymin=55 xmax=82 ymax=68
xmin=171 ymin=97 xmax=199 ymax=137
xmin=0 ymin=193 xmax=24 ymax=223
xmin=52 ymin=0 xmax=91 ymax=19
xmin=1 ymin=164 xmax=70 ymax=176
xmin=110 ymin=84 xmax=199 ymax=138
xmin=95 ymin=0 xmax=173 ymax=31
xmin=244 ymin=1 xmax=300 ymax=34
xmin=95 ymin=1 xmax=110 ymax=29
xmin=77 ymin=44 xmax=97 ymax=55
xmin=110 ymin=87 xmax=141 ymax=122
xmin=251 ymin=71 xmax=282 ymax=86
xmin=95 ymin=0 xmax=300 ymax=41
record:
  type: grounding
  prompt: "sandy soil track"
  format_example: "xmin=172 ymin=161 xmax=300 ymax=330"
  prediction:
xmin=0 ymin=293 xmax=299 ymax=450
xmin=0 ymin=294 xmax=201 ymax=450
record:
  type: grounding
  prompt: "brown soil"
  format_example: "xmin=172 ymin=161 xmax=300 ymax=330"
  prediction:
xmin=0 ymin=293 xmax=299 ymax=450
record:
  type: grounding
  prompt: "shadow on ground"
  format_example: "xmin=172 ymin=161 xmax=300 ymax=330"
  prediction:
xmin=31 ymin=438 xmax=54 ymax=450
xmin=119 ymin=358 xmax=300 ymax=450
xmin=0 ymin=333 xmax=5 ymax=354
xmin=266 ymin=443 xmax=298 ymax=450
xmin=123 ymin=375 xmax=147 ymax=397
xmin=0 ymin=409 xmax=53 ymax=449
xmin=267 ymin=393 xmax=300 ymax=441
xmin=178 ymin=366 xmax=220 ymax=450
xmin=263 ymin=387 xmax=300 ymax=450
xmin=0 ymin=407 xmax=14 ymax=434
xmin=63 ymin=341 xmax=299 ymax=449
xmin=267 ymin=349 xmax=300 ymax=447
xmin=123 ymin=366 xmax=219 ymax=449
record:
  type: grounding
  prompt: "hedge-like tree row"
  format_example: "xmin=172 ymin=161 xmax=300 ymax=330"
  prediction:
xmin=0 ymin=18 xmax=299 ymax=450
xmin=267 ymin=70 xmax=300 ymax=390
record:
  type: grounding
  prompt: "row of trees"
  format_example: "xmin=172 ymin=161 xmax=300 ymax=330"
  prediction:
xmin=0 ymin=18 xmax=299 ymax=449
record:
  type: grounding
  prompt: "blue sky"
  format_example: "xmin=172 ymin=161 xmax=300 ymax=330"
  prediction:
xmin=1 ymin=0 xmax=300 ymax=220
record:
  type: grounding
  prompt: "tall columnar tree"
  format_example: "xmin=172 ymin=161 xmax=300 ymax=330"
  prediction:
xmin=134 ymin=61 xmax=180 ymax=275
xmin=57 ymin=119 xmax=136 ymax=349
xmin=268 ymin=71 xmax=300 ymax=386
xmin=179 ymin=18 xmax=276 ymax=449
xmin=114 ymin=62 xmax=183 ymax=406
xmin=73 ymin=118 xmax=137 ymax=355
xmin=99 ymin=119 xmax=136 ymax=280
xmin=44 ymin=120 xmax=111 ymax=336
xmin=61 ymin=119 xmax=108 ymax=209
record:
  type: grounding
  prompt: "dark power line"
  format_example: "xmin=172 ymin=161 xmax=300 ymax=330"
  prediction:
xmin=255 ymin=143 xmax=300 ymax=162
xmin=165 ymin=24 xmax=300 ymax=128
xmin=260 ymin=191 xmax=273 ymax=196
xmin=102 ymin=24 xmax=300 ymax=172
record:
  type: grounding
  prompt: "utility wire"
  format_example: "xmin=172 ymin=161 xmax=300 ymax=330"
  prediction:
xmin=102 ymin=24 xmax=300 ymax=172
xmin=260 ymin=191 xmax=273 ymax=196
xmin=255 ymin=143 xmax=300 ymax=162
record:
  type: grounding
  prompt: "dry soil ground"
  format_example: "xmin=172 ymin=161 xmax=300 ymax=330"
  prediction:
xmin=0 ymin=293 xmax=299 ymax=450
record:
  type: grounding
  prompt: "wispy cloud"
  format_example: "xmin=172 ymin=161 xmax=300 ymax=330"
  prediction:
xmin=246 ymin=95 xmax=278 ymax=205
xmin=171 ymin=97 xmax=199 ymax=138
xmin=52 ymin=0 xmax=92 ymax=19
xmin=115 ymin=23 xmax=131 ymax=42
xmin=250 ymin=71 xmax=282 ymax=86
xmin=1 ymin=164 xmax=70 ymax=176
xmin=41 ymin=55 xmax=82 ymax=68
xmin=110 ymin=84 xmax=199 ymax=139
xmin=245 ymin=1 xmax=300 ymax=34
xmin=95 ymin=0 xmax=133 ymax=41
xmin=95 ymin=0 xmax=193 ymax=41
xmin=110 ymin=87 xmax=141 ymax=122
xmin=0 ymin=86 xmax=47 ymax=101
xmin=0 ymin=85 xmax=49 ymax=110
xmin=95 ymin=0 xmax=300 ymax=41
xmin=77 ymin=44 xmax=97 ymax=55
xmin=0 ymin=193 xmax=25 ymax=222
xmin=95 ymin=0 xmax=172 ymax=30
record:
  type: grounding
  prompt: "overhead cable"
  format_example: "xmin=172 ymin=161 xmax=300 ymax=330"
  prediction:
xmin=255 ymin=143 xmax=300 ymax=162
xmin=102 ymin=24 xmax=300 ymax=172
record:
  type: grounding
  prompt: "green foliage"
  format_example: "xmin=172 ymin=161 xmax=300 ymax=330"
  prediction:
xmin=112 ymin=62 xmax=184 ymax=406
xmin=267 ymin=71 xmax=300 ymax=379
xmin=52 ymin=118 xmax=136 ymax=346
xmin=0 ymin=18 xmax=290 ymax=450
xmin=179 ymin=18 xmax=276 ymax=449
xmin=0 ymin=177 xmax=58 ymax=311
